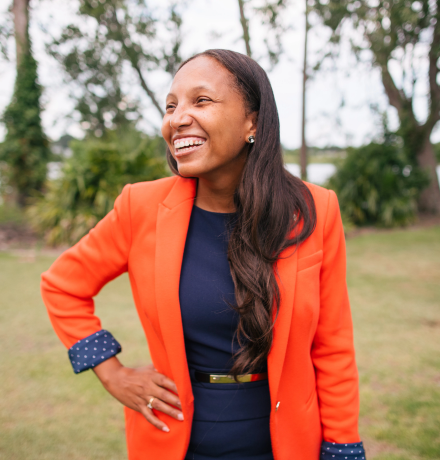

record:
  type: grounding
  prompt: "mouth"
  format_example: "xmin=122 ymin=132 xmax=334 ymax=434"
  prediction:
xmin=173 ymin=137 xmax=206 ymax=157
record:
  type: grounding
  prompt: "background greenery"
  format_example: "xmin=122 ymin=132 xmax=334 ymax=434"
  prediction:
xmin=1 ymin=225 xmax=439 ymax=459
xmin=27 ymin=128 xmax=168 ymax=246
xmin=327 ymin=141 xmax=428 ymax=227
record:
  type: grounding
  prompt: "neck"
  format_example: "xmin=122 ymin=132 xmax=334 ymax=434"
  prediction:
xmin=194 ymin=169 xmax=243 ymax=213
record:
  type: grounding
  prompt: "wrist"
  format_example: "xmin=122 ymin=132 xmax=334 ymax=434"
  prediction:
xmin=93 ymin=356 xmax=124 ymax=387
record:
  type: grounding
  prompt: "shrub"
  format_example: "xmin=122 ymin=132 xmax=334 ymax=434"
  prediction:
xmin=328 ymin=142 xmax=427 ymax=227
xmin=28 ymin=128 xmax=169 ymax=245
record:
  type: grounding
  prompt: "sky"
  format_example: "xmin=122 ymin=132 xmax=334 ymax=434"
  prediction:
xmin=1 ymin=0 xmax=438 ymax=149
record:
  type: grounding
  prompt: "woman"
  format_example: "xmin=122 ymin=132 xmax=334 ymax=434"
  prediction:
xmin=41 ymin=49 xmax=366 ymax=460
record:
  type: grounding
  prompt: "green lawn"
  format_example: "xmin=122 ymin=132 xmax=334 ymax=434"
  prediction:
xmin=0 ymin=226 xmax=439 ymax=459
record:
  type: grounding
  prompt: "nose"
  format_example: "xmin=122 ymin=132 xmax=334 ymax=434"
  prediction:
xmin=169 ymin=103 xmax=193 ymax=130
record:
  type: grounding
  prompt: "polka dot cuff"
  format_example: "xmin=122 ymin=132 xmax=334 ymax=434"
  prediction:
xmin=68 ymin=329 xmax=122 ymax=374
xmin=321 ymin=441 xmax=366 ymax=459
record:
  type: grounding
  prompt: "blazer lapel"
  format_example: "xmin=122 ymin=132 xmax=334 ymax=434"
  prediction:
xmin=154 ymin=174 xmax=298 ymax=407
xmin=267 ymin=245 xmax=298 ymax=403
xmin=155 ymin=176 xmax=197 ymax=403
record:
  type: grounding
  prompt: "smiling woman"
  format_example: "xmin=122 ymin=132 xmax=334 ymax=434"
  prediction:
xmin=41 ymin=49 xmax=366 ymax=460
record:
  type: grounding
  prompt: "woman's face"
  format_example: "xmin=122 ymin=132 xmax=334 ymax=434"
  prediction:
xmin=161 ymin=56 xmax=257 ymax=180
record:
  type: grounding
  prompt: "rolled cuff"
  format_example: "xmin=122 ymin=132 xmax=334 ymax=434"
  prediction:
xmin=321 ymin=441 xmax=366 ymax=459
xmin=68 ymin=329 xmax=122 ymax=374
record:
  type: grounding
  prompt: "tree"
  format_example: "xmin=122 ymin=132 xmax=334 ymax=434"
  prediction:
xmin=0 ymin=0 xmax=51 ymax=207
xmin=314 ymin=0 xmax=440 ymax=213
xmin=47 ymin=0 xmax=183 ymax=134
xmin=300 ymin=0 xmax=310 ymax=181
xmin=236 ymin=0 xmax=289 ymax=68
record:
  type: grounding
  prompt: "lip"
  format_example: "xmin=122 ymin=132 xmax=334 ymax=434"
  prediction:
xmin=174 ymin=143 xmax=204 ymax=158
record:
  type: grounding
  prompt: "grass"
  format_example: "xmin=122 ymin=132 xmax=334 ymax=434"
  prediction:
xmin=0 ymin=225 xmax=439 ymax=459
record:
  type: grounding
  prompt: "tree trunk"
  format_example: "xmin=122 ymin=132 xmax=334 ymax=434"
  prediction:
xmin=300 ymin=0 xmax=309 ymax=181
xmin=12 ymin=0 xmax=29 ymax=67
xmin=238 ymin=0 xmax=252 ymax=58
xmin=417 ymin=137 xmax=440 ymax=213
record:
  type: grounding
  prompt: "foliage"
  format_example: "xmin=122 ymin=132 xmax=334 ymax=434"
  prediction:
xmin=28 ymin=127 xmax=168 ymax=246
xmin=47 ymin=0 xmax=184 ymax=133
xmin=312 ymin=0 xmax=440 ymax=212
xmin=328 ymin=141 xmax=427 ymax=227
xmin=0 ymin=42 xmax=51 ymax=207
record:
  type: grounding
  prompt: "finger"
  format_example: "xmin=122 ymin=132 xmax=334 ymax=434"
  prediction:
xmin=153 ymin=372 xmax=178 ymax=393
xmin=150 ymin=384 xmax=182 ymax=409
xmin=150 ymin=396 xmax=184 ymax=421
xmin=152 ymin=374 xmax=181 ymax=406
xmin=140 ymin=405 xmax=170 ymax=432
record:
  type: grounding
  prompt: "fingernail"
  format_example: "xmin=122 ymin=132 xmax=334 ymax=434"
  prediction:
xmin=177 ymin=413 xmax=184 ymax=421
xmin=162 ymin=426 xmax=170 ymax=432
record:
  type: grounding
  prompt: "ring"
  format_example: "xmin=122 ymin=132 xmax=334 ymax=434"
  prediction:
xmin=147 ymin=397 xmax=155 ymax=409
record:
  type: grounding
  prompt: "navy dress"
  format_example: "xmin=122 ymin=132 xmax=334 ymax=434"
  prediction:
xmin=179 ymin=205 xmax=273 ymax=460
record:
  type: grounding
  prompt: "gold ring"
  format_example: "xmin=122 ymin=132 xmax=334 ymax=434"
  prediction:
xmin=147 ymin=397 xmax=155 ymax=409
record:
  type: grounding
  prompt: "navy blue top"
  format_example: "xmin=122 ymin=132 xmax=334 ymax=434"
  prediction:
xmin=67 ymin=204 xmax=366 ymax=460
xmin=180 ymin=205 xmax=272 ymax=460
xmin=179 ymin=205 xmax=241 ymax=373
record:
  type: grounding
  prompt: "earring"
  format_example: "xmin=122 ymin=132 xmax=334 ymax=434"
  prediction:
xmin=248 ymin=135 xmax=255 ymax=143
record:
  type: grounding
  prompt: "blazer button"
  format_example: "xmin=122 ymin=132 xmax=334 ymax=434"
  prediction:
xmin=275 ymin=401 xmax=280 ymax=411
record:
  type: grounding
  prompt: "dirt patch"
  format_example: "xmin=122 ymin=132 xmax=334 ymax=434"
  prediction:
xmin=0 ymin=223 xmax=67 ymax=256
xmin=0 ymin=223 xmax=39 ymax=250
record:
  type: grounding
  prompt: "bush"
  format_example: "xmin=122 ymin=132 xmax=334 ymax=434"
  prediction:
xmin=28 ymin=128 xmax=169 ymax=245
xmin=328 ymin=142 xmax=427 ymax=227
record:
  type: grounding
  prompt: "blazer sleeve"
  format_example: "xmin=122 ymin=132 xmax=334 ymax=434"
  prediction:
xmin=311 ymin=189 xmax=361 ymax=443
xmin=40 ymin=184 xmax=132 ymax=349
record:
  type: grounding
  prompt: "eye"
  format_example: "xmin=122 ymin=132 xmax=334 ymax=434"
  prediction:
xmin=197 ymin=97 xmax=211 ymax=104
xmin=166 ymin=103 xmax=176 ymax=111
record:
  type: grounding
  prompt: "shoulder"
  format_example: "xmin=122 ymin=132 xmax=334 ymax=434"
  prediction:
xmin=303 ymin=181 xmax=337 ymax=216
xmin=128 ymin=175 xmax=178 ymax=199
xmin=121 ymin=175 xmax=179 ymax=209
xmin=302 ymin=181 xmax=341 ymax=240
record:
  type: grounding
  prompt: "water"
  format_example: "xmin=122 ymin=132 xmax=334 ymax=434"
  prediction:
xmin=286 ymin=163 xmax=440 ymax=187
xmin=285 ymin=163 xmax=337 ymax=185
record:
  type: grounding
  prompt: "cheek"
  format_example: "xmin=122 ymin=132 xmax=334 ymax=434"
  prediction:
xmin=206 ymin=115 xmax=246 ymax=153
xmin=161 ymin=118 xmax=171 ymax=144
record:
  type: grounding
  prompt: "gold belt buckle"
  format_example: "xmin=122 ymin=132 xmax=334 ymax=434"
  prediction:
xmin=209 ymin=372 xmax=268 ymax=383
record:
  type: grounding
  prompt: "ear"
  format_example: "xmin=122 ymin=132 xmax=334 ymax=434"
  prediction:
xmin=245 ymin=111 xmax=258 ymax=140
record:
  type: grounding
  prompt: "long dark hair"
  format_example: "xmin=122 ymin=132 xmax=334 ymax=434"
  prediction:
xmin=166 ymin=49 xmax=317 ymax=378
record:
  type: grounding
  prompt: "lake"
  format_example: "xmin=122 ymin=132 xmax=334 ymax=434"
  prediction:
xmin=285 ymin=163 xmax=440 ymax=186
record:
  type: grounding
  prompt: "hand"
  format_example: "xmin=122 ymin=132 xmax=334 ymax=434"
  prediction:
xmin=93 ymin=357 xmax=183 ymax=432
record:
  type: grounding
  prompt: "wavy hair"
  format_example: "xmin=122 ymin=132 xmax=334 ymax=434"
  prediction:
xmin=166 ymin=49 xmax=317 ymax=378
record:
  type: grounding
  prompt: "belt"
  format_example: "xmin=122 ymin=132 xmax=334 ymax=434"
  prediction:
xmin=194 ymin=370 xmax=268 ymax=384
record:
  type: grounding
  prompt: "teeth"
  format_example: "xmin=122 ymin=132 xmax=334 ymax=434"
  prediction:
xmin=174 ymin=138 xmax=205 ymax=149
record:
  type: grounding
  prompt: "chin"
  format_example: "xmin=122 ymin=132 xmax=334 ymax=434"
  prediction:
xmin=175 ymin=162 xmax=204 ymax=178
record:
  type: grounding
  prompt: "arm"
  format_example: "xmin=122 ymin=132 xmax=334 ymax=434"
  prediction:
xmin=41 ymin=184 xmax=183 ymax=432
xmin=311 ymin=190 xmax=366 ymax=458
xmin=41 ymin=184 xmax=132 ymax=349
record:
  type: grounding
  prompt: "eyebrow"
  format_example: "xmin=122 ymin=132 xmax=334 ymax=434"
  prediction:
xmin=166 ymin=84 xmax=214 ymax=99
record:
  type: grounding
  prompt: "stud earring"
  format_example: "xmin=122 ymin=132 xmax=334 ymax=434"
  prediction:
xmin=248 ymin=135 xmax=255 ymax=143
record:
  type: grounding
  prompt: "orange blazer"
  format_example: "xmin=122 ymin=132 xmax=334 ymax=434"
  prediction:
xmin=41 ymin=175 xmax=361 ymax=460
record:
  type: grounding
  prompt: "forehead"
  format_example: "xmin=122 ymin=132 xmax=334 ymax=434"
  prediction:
xmin=168 ymin=56 xmax=235 ymax=97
